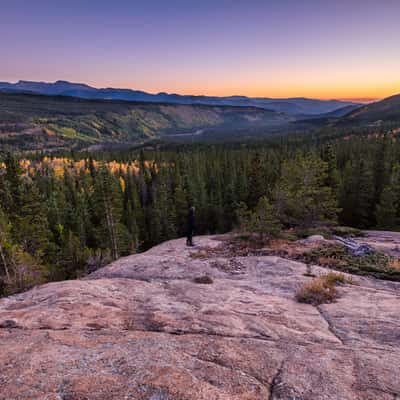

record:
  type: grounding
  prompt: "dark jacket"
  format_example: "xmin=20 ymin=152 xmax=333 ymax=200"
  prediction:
xmin=187 ymin=208 xmax=195 ymax=234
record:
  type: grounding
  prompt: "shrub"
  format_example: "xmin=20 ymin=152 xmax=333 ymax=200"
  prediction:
xmin=193 ymin=275 xmax=213 ymax=284
xmin=296 ymin=278 xmax=338 ymax=305
xmin=235 ymin=202 xmax=252 ymax=232
xmin=323 ymin=271 xmax=348 ymax=286
xmin=235 ymin=197 xmax=282 ymax=242
xmin=389 ymin=258 xmax=400 ymax=271
xmin=302 ymin=244 xmax=400 ymax=281
xmin=331 ymin=226 xmax=364 ymax=237
xmin=296 ymin=272 xmax=352 ymax=305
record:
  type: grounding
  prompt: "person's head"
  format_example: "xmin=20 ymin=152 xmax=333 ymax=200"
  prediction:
xmin=189 ymin=205 xmax=195 ymax=213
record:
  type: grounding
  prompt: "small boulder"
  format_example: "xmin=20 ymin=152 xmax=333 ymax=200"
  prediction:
xmin=306 ymin=235 xmax=325 ymax=242
xmin=299 ymin=235 xmax=327 ymax=244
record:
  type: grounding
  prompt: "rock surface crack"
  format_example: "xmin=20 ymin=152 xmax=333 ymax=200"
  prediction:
xmin=316 ymin=306 xmax=345 ymax=345
xmin=268 ymin=362 xmax=284 ymax=400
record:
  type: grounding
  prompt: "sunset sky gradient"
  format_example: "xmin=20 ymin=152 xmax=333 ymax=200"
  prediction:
xmin=1 ymin=0 xmax=399 ymax=100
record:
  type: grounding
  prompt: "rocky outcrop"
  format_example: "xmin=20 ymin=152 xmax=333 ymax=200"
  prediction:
xmin=356 ymin=230 xmax=400 ymax=257
xmin=0 ymin=235 xmax=399 ymax=399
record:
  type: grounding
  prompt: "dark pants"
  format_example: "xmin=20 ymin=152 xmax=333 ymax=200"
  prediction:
xmin=186 ymin=229 xmax=194 ymax=246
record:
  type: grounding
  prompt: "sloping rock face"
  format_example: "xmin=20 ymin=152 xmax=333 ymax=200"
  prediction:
xmin=356 ymin=230 xmax=400 ymax=257
xmin=0 ymin=235 xmax=399 ymax=400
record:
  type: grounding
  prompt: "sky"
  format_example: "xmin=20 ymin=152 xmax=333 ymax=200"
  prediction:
xmin=1 ymin=0 xmax=400 ymax=100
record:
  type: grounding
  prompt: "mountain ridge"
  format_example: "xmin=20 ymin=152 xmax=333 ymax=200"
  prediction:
xmin=1 ymin=90 xmax=400 ymax=151
xmin=0 ymin=80 xmax=360 ymax=116
xmin=339 ymin=93 xmax=400 ymax=124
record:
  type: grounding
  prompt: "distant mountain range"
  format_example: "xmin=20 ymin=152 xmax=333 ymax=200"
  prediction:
xmin=0 ymin=80 xmax=360 ymax=116
xmin=0 ymin=82 xmax=399 ymax=152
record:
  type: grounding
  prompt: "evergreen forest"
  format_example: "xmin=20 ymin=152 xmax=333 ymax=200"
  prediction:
xmin=1 ymin=135 xmax=399 ymax=295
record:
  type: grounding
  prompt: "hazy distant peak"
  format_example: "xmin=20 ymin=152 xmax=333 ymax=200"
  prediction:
xmin=0 ymin=80 xmax=361 ymax=116
xmin=340 ymin=93 xmax=400 ymax=123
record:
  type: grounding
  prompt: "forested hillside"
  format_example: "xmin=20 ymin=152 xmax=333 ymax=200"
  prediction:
xmin=2 ymin=92 xmax=400 ymax=152
xmin=340 ymin=93 xmax=400 ymax=125
xmin=0 ymin=92 xmax=291 ymax=150
xmin=1 ymin=136 xmax=399 ymax=295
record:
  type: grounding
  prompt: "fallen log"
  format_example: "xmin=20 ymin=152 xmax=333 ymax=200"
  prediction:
xmin=333 ymin=235 xmax=374 ymax=256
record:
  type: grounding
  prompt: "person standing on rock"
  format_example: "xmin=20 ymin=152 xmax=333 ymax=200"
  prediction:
xmin=186 ymin=206 xmax=195 ymax=246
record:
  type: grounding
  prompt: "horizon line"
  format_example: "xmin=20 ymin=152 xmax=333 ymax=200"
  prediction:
xmin=1 ymin=78 xmax=388 ymax=103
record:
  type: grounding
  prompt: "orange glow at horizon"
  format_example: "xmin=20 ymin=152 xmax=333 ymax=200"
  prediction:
xmin=101 ymin=78 xmax=400 ymax=102
xmin=97 ymin=65 xmax=400 ymax=102
xmin=3 ymin=1 xmax=400 ymax=104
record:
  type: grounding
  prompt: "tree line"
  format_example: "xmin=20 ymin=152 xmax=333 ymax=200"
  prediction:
xmin=1 ymin=135 xmax=400 ymax=295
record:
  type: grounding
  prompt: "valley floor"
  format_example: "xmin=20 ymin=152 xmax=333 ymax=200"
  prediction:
xmin=0 ymin=233 xmax=399 ymax=399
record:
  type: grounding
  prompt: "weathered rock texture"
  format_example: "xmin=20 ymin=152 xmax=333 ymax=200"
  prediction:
xmin=0 ymin=234 xmax=399 ymax=399
xmin=356 ymin=230 xmax=400 ymax=257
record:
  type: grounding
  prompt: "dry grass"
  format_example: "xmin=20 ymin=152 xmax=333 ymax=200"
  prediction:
xmin=123 ymin=312 xmax=166 ymax=332
xmin=302 ymin=244 xmax=400 ymax=281
xmin=189 ymin=246 xmax=217 ymax=259
xmin=316 ymin=256 xmax=348 ymax=269
xmin=389 ymin=258 xmax=400 ymax=271
xmin=296 ymin=272 xmax=352 ymax=305
xmin=296 ymin=279 xmax=338 ymax=305
xmin=189 ymin=233 xmax=334 ymax=262
xmin=189 ymin=236 xmax=297 ymax=260
xmin=323 ymin=271 xmax=348 ymax=286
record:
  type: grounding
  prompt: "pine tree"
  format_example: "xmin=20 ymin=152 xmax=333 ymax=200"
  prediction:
xmin=376 ymin=187 xmax=398 ymax=229
xmin=0 ymin=205 xmax=48 ymax=293
xmin=149 ymin=167 xmax=177 ymax=243
xmin=355 ymin=160 xmax=374 ymax=228
xmin=275 ymin=155 xmax=339 ymax=228
xmin=373 ymin=137 xmax=389 ymax=205
xmin=376 ymin=163 xmax=400 ymax=230
xmin=235 ymin=202 xmax=251 ymax=231
xmin=3 ymin=152 xmax=23 ymax=211
xmin=14 ymin=181 xmax=52 ymax=261
xmin=321 ymin=144 xmax=340 ymax=193
xmin=55 ymin=230 xmax=91 ymax=280
xmin=173 ymin=171 xmax=189 ymax=236
xmin=247 ymin=153 xmax=266 ymax=209
xmin=247 ymin=196 xmax=281 ymax=241
xmin=0 ymin=208 xmax=12 ymax=284
xmin=92 ymin=166 xmax=131 ymax=259
xmin=339 ymin=160 xmax=358 ymax=226
xmin=123 ymin=170 xmax=142 ymax=252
